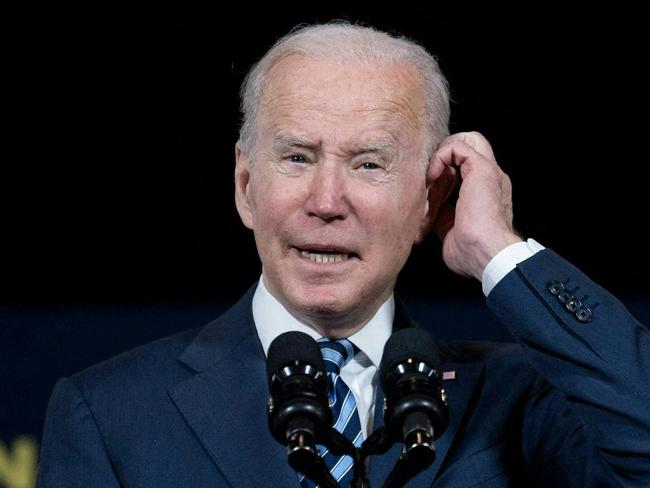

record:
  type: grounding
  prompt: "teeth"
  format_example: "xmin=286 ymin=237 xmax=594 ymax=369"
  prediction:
xmin=300 ymin=250 xmax=350 ymax=263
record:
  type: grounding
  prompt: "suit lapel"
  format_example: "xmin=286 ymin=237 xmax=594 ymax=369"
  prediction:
xmin=368 ymin=299 xmax=485 ymax=487
xmin=169 ymin=286 xmax=298 ymax=488
xmin=168 ymin=287 xmax=485 ymax=487
xmin=423 ymin=359 xmax=483 ymax=483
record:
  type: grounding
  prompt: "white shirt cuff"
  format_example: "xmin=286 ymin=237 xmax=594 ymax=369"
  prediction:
xmin=482 ymin=238 xmax=546 ymax=296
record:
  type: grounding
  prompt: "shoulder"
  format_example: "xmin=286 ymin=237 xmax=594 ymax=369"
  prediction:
xmin=66 ymin=284 xmax=259 ymax=401
xmin=40 ymin=323 xmax=215 ymax=452
xmin=67 ymin=325 xmax=203 ymax=402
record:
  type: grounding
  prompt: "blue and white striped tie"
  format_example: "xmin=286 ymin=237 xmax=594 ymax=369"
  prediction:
xmin=300 ymin=338 xmax=364 ymax=487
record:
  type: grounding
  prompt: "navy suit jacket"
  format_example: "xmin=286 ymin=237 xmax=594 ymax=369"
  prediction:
xmin=37 ymin=250 xmax=650 ymax=487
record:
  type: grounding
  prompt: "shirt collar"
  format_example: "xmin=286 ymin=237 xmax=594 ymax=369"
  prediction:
xmin=252 ymin=275 xmax=393 ymax=367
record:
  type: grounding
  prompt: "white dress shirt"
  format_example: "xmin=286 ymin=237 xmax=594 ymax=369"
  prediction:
xmin=253 ymin=238 xmax=545 ymax=436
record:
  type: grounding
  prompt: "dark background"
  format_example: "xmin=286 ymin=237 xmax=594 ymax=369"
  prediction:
xmin=1 ymin=6 xmax=648 ymax=486
xmin=4 ymin=7 xmax=649 ymax=305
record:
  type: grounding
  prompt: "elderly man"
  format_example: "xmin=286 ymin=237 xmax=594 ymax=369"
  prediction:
xmin=37 ymin=23 xmax=649 ymax=487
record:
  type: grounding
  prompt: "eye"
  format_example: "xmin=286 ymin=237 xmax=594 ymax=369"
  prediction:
xmin=287 ymin=154 xmax=307 ymax=163
xmin=359 ymin=162 xmax=380 ymax=170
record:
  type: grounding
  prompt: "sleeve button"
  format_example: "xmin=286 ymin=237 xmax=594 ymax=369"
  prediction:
xmin=548 ymin=281 xmax=565 ymax=295
xmin=566 ymin=298 xmax=582 ymax=313
xmin=576 ymin=307 xmax=593 ymax=323
xmin=557 ymin=290 xmax=573 ymax=304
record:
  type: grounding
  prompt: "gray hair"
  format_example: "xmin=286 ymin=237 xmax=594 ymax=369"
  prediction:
xmin=238 ymin=22 xmax=450 ymax=159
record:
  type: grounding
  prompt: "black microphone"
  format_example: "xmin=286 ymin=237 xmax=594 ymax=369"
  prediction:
xmin=266 ymin=331 xmax=340 ymax=488
xmin=379 ymin=328 xmax=449 ymax=487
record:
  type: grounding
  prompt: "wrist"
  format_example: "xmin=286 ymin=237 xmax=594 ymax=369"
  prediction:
xmin=481 ymin=238 xmax=546 ymax=296
xmin=473 ymin=232 xmax=523 ymax=281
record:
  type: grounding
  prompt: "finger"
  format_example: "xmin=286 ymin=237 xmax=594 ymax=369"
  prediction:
xmin=433 ymin=139 xmax=497 ymax=179
xmin=426 ymin=150 xmax=447 ymax=181
xmin=428 ymin=132 xmax=493 ymax=181
xmin=445 ymin=131 xmax=496 ymax=160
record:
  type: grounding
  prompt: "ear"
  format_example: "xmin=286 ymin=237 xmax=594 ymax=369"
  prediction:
xmin=414 ymin=160 xmax=457 ymax=244
xmin=234 ymin=143 xmax=254 ymax=230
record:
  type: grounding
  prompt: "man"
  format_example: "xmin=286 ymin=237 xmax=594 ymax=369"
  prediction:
xmin=37 ymin=23 xmax=649 ymax=487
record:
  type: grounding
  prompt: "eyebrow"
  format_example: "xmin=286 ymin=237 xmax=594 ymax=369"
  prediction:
xmin=273 ymin=134 xmax=395 ymax=155
xmin=356 ymin=139 xmax=395 ymax=154
xmin=273 ymin=134 xmax=316 ymax=149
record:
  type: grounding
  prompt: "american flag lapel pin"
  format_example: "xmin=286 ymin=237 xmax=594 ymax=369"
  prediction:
xmin=443 ymin=370 xmax=456 ymax=381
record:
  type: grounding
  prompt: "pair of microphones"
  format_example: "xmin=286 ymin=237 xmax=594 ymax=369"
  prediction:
xmin=266 ymin=328 xmax=449 ymax=488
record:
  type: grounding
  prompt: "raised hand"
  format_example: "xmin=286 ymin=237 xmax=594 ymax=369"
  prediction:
xmin=427 ymin=132 xmax=522 ymax=280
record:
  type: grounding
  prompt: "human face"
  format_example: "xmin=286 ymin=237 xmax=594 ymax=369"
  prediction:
xmin=235 ymin=56 xmax=433 ymax=335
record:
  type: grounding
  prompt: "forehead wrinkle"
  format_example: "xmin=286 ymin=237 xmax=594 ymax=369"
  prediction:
xmin=376 ymin=99 xmax=426 ymax=138
xmin=261 ymin=83 xmax=425 ymax=137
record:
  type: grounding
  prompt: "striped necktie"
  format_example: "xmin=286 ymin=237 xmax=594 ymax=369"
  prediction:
xmin=300 ymin=338 xmax=364 ymax=487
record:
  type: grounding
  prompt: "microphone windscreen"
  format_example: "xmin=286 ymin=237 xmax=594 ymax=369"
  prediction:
xmin=379 ymin=328 xmax=441 ymax=381
xmin=266 ymin=331 xmax=324 ymax=384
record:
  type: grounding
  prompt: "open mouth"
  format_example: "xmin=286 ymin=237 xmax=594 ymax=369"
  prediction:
xmin=293 ymin=246 xmax=359 ymax=264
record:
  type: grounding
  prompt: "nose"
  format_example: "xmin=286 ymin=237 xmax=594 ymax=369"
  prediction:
xmin=304 ymin=162 xmax=350 ymax=222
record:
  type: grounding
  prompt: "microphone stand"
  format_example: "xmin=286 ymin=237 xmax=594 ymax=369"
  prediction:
xmin=380 ymin=437 xmax=435 ymax=488
xmin=287 ymin=432 xmax=339 ymax=488
xmin=352 ymin=422 xmax=437 ymax=488
xmin=288 ymin=420 xmax=436 ymax=488
xmin=293 ymin=426 xmax=361 ymax=488
xmin=284 ymin=416 xmax=340 ymax=488
xmin=351 ymin=427 xmax=394 ymax=488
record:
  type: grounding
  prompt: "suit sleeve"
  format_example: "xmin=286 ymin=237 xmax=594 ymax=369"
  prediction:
xmin=486 ymin=249 xmax=650 ymax=487
xmin=37 ymin=377 xmax=122 ymax=488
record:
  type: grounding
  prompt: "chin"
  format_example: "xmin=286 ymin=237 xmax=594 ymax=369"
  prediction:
xmin=293 ymin=287 xmax=356 ymax=320
xmin=299 ymin=293 xmax=350 ymax=315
